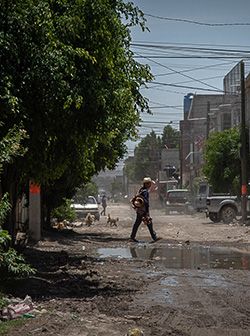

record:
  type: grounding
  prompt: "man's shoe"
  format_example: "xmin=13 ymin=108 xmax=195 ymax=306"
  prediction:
xmin=129 ymin=238 xmax=139 ymax=243
xmin=150 ymin=237 xmax=162 ymax=243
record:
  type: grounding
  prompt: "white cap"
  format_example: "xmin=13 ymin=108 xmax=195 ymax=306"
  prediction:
xmin=143 ymin=177 xmax=152 ymax=184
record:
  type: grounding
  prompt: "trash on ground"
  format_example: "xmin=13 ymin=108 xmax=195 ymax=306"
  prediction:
xmin=0 ymin=295 xmax=40 ymax=321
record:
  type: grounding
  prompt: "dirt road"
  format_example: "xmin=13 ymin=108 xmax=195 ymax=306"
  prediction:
xmin=2 ymin=203 xmax=250 ymax=336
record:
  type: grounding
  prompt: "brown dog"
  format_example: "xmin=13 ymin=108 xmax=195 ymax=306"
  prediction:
xmin=107 ymin=214 xmax=119 ymax=227
xmin=52 ymin=219 xmax=69 ymax=230
xmin=85 ymin=212 xmax=95 ymax=226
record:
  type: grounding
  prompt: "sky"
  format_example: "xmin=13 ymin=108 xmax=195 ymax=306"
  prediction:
xmin=122 ymin=0 xmax=250 ymax=160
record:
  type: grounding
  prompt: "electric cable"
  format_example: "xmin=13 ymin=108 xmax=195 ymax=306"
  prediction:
xmin=134 ymin=52 xmax=225 ymax=92
xmin=144 ymin=14 xmax=250 ymax=27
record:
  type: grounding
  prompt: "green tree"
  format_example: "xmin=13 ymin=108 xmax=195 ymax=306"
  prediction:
xmin=161 ymin=125 xmax=180 ymax=149
xmin=111 ymin=178 xmax=124 ymax=199
xmin=133 ymin=131 xmax=161 ymax=181
xmin=124 ymin=125 xmax=179 ymax=183
xmin=124 ymin=156 xmax=136 ymax=183
xmin=73 ymin=182 xmax=98 ymax=203
xmin=203 ymin=127 xmax=242 ymax=194
xmin=0 ymin=0 xmax=153 ymax=232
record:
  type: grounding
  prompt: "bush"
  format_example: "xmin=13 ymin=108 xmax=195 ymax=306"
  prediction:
xmin=0 ymin=125 xmax=35 ymax=278
xmin=51 ymin=198 xmax=76 ymax=222
xmin=0 ymin=221 xmax=35 ymax=279
xmin=0 ymin=293 xmax=8 ymax=309
xmin=0 ymin=243 xmax=36 ymax=278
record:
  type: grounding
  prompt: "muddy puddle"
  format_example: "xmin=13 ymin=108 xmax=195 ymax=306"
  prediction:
xmin=97 ymin=244 xmax=250 ymax=270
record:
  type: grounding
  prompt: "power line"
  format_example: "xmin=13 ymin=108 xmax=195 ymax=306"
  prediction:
xmin=140 ymin=121 xmax=181 ymax=124
xmin=132 ymin=44 xmax=250 ymax=61
xmin=170 ymin=75 xmax=223 ymax=85
xmin=149 ymin=100 xmax=241 ymax=109
xmin=154 ymin=61 xmax=236 ymax=73
xmin=149 ymin=106 xmax=183 ymax=110
xmin=142 ymin=86 xmax=187 ymax=95
xmin=151 ymin=81 xmax=224 ymax=92
xmin=132 ymin=43 xmax=250 ymax=55
xmin=144 ymin=14 xmax=250 ymax=26
xmin=147 ymin=100 xmax=183 ymax=109
xmin=134 ymin=55 xmax=250 ymax=59
xmin=134 ymin=52 xmax=225 ymax=92
xmin=134 ymin=41 xmax=250 ymax=49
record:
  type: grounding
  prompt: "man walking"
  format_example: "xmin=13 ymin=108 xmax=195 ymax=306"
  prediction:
xmin=100 ymin=194 xmax=107 ymax=216
xmin=130 ymin=177 xmax=159 ymax=243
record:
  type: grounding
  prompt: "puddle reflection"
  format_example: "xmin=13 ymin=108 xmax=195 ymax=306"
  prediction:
xmin=97 ymin=244 xmax=250 ymax=270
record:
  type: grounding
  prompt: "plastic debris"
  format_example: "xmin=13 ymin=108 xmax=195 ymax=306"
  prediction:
xmin=0 ymin=295 xmax=36 ymax=321
xmin=22 ymin=313 xmax=35 ymax=318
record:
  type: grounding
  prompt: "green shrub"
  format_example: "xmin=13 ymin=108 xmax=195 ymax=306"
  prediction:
xmin=0 ymin=194 xmax=11 ymax=227
xmin=0 ymin=192 xmax=35 ymax=278
xmin=0 ymin=293 xmax=8 ymax=309
xmin=51 ymin=198 xmax=76 ymax=222
xmin=0 ymin=244 xmax=36 ymax=278
xmin=0 ymin=125 xmax=35 ymax=278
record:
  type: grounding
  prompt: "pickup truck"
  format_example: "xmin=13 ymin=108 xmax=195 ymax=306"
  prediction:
xmin=206 ymin=195 xmax=248 ymax=223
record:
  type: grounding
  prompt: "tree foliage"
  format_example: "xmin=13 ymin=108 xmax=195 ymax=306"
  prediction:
xmin=124 ymin=125 xmax=179 ymax=183
xmin=125 ymin=131 xmax=162 ymax=182
xmin=0 ymin=0 xmax=153 ymax=229
xmin=51 ymin=198 xmax=76 ymax=222
xmin=1 ymin=0 xmax=152 ymax=179
xmin=203 ymin=127 xmax=242 ymax=194
xmin=162 ymin=125 xmax=180 ymax=149
xmin=0 ymin=126 xmax=35 ymax=278
xmin=73 ymin=182 xmax=98 ymax=203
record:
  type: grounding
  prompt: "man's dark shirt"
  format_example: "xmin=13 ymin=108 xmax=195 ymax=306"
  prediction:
xmin=138 ymin=187 xmax=149 ymax=213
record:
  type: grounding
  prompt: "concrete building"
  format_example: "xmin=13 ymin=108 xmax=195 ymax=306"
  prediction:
xmin=180 ymin=93 xmax=240 ymax=189
xmin=179 ymin=62 xmax=250 ymax=190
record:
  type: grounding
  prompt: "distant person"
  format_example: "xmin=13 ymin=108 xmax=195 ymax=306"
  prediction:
xmin=100 ymin=195 xmax=107 ymax=216
xmin=130 ymin=177 xmax=160 ymax=243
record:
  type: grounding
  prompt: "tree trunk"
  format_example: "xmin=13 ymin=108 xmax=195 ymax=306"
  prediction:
xmin=41 ymin=189 xmax=52 ymax=231
xmin=1 ymin=165 xmax=19 ymax=243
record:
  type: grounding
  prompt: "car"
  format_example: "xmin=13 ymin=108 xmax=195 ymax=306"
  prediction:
xmin=71 ymin=196 xmax=100 ymax=221
xmin=165 ymin=189 xmax=192 ymax=214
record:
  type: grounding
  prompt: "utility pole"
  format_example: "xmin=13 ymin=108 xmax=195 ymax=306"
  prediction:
xmin=240 ymin=60 xmax=247 ymax=224
xmin=206 ymin=101 xmax=210 ymax=139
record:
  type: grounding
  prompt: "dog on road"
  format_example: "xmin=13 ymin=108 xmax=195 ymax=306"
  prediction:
xmin=107 ymin=213 xmax=119 ymax=227
xmin=85 ymin=213 xmax=95 ymax=226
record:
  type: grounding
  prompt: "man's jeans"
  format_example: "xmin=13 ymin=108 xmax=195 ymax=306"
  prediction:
xmin=130 ymin=212 xmax=157 ymax=240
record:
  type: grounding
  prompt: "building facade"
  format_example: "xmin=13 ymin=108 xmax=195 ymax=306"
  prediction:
xmin=180 ymin=93 xmax=240 ymax=189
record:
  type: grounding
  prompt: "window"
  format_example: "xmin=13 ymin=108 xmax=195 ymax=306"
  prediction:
xmin=221 ymin=113 xmax=231 ymax=130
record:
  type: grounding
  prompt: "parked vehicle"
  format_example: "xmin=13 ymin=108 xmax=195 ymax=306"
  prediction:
xmin=158 ymin=178 xmax=179 ymax=205
xmin=165 ymin=189 xmax=192 ymax=214
xmin=71 ymin=196 xmax=100 ymax=221
xmin=206 ymin=195 xmax=244 ymax=223
xmin=195 ymin=181 xmax=211 ymax=212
